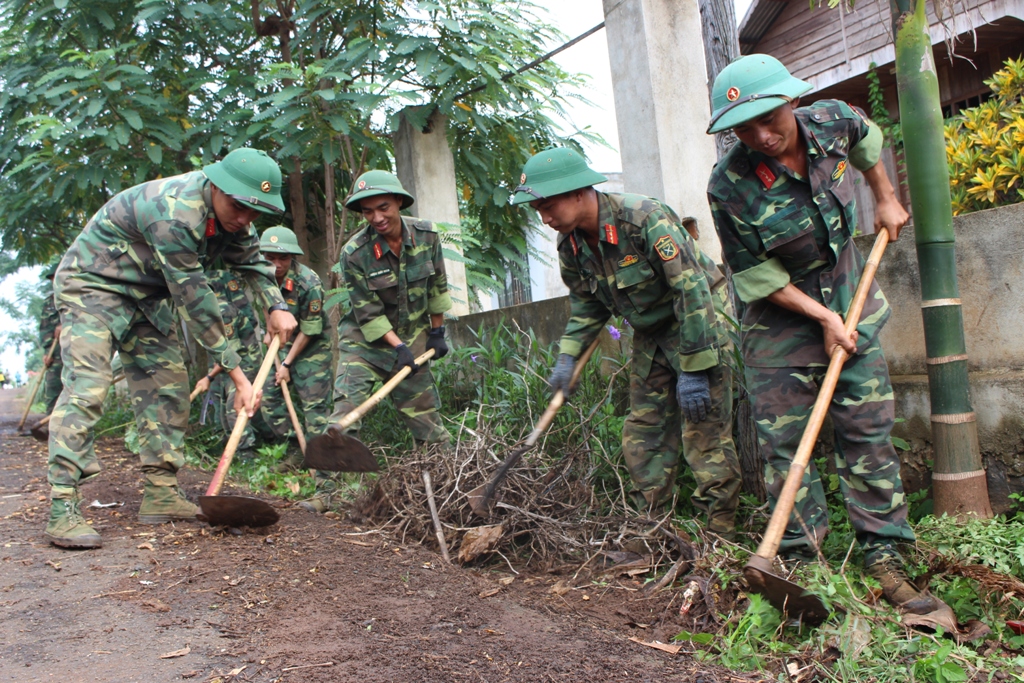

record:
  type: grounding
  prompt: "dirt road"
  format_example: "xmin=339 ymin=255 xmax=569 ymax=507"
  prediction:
xmin=0 ymin=388 xmax=740 ymax=682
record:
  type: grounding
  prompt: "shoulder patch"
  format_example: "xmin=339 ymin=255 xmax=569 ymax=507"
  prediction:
xmin=227 ymin=279 xmax=240 ymax=292
xmin=309 ymin=299 xmax=322 ymax=314
xmin=410 ymin=218 xmax=438 ymax=233
xmin=653 ymin=235 xmax=679 ymax=261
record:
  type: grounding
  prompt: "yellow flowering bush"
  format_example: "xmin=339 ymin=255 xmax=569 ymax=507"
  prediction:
xmin=946 ymin=57 xmax=1024 ymax=215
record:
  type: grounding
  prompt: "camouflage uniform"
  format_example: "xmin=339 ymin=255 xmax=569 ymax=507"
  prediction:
xmin=205 ymin=269 xmax=267 ymax=450
xmin=557 ymin=192 xmax=741 ymax=531
xmin=38 ymin=291 xmax=64 ymax=415
xmin=50 ymin=171 xmax=285 ymax=491
xmin=707 ymin=99 xmax=913 ymax=564
xmin=261 ymin=260 xmax=334 ymax=440
xmin=332 ymin=217 xmax=452 ymax=444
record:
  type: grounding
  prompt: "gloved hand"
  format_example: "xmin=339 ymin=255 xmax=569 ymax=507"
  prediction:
xmin=426 ymin=326 xmax=449 ymax=359
xmin=676 ymin=370 xmax=711 ymax=423
xmin=547 ymin=353 xmax=577 ymax=396
xmin=395 ymin=343 xmax=419 ymax=375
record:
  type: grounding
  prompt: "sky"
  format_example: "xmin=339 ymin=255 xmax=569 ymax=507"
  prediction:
xmin=0 ymin=0 xmax=751 ymax=380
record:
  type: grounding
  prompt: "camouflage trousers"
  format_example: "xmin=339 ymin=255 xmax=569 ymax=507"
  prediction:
xmin=746 ymin=339 xmax=915 ymax=565
xmin=261 ymin=336 xmax=334 ymax=441
xmin=331 ymin=351 xmax=449 ymax=445
xmin=213 ymin=350 xmax=271 ymax=451
xmin=623 ymin=346 xmax=741 ymax=533
xmin=40 ymin=358 xmax=64 ymax=415
xmin=49 ymin=307 xmax=188 ymax=489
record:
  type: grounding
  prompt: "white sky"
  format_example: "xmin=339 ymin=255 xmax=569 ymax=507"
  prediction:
xmin=0 ymin=0 xmax=751 ymax=379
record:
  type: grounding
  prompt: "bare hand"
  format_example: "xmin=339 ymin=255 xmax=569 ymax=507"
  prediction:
xmin=275 ymin=364 xmax=291 ymax=386
xmin=232 ymin=375 xmax=262 ymax=417
xmin=874 ymin=197 xmax=909 ymax=242
xmin=193 ymin=376 xmax=211 ymax=395
xmin=821 ymin=309 xmax=858 ymax=358
xmin=44 ymin=354 xmax=54 ymax=368
xmin=267 ymin=309 xmax=298 ymax=344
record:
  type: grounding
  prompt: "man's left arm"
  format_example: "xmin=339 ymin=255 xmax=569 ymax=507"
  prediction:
xmin=221 ymin=231 xmax=297 ymax=342
xmin=644 ymin=212 xmax=720 ymax=373
xmin=427 ymin=231 xmax=453 ymax=321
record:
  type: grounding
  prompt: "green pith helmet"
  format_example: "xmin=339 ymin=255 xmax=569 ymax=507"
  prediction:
xmin=260 ymin=226 xmax=304 ymax=255
xmin=344 ymin=170 xmax=415 ymax=211
xmin=706 ymin=54 xmax=813 ymax=134
xmin=510 ymin=147 xmax=607 ymax=205
xmin=203 ymin=148 xmax=286 ymax=214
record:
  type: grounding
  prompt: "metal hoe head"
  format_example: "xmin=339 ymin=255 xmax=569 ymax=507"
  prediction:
xmin=302 ymin=426 xmax=380 ymax=472
xmin=744 ymin=555 xmax=831 ymax=624
xmin=198 ymin=495 xmax=280 ymax=528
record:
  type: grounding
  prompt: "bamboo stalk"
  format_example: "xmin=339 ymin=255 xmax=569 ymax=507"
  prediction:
xmin=893 ymin=0 xmax=991 ymax=518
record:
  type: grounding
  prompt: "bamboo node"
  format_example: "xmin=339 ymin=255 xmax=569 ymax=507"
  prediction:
xmin=932 ymin=469 xmax=986 ymax=482
xmin=920 ymin=298 xmax=962 ymax=308
xmin=925 ymin=354 xmax=969 ymax=365
xmin=930 ymin=412 xmax=976 ymax=424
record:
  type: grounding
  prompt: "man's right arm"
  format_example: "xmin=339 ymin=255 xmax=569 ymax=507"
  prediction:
xmin=557 ymin=245 xmax=610 ymax=359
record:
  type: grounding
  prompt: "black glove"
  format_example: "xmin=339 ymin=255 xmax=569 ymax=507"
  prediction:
xmin=676 ymin=370 xmax=711 ymax=423
xmin=426 ymin=326 xmax=449 ymax=359
xmin=547 ymin=353 xmax=577 ymax=396
xmin=394 ymin=343 xmax=419 ymax=375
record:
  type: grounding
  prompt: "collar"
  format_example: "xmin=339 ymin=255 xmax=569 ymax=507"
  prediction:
xmin=368 ymin=218 xmax=412 ymax=260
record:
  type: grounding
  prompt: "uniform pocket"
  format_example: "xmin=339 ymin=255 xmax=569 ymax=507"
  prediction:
xmin=756 ymin=204 xmax=818 ymax=261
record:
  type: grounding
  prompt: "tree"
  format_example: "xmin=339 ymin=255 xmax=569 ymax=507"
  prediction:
xmin=0 ymin=0 xmax=594 ymax=306
xmin=890 ymin=0 xmax=992 ymax=518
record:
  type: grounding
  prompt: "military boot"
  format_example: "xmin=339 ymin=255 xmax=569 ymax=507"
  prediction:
xmin=865 ymin=558 xmax=941 ymax=614
xmin=45 ymin=486 xmax=102 ymax=549
xmin=138 ymin=475 xmax=199 ymax=524
xmin=273 ymin=441 xmax=304 ymax=473
xmin=299 ymin=475 xmax=336 ymax=514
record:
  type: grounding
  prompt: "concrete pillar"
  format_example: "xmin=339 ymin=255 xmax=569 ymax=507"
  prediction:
xmin=602 ymin=0 xmax=722 ymax=262
xmin=393 ymin=108 xmax=470 ymax=316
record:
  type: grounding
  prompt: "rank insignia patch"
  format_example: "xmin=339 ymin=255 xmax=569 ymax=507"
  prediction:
xmin=205 ymin=217 xmax=216 ymax=238
xmin=283 ymin=278 xmax=294 ymax=292
xmin=373 ymin=243 xmax=383 ymax=260
xmin=604 ymin=224 xmax=618 ymax=245
xmin=227 ymin=280 xmax=240 ymax=292
xmin=832 ymin=159 xmax=848 ymax=181
xmin=618 ymin=254 xmax=639 ymax=268
xmin=309 ymin=299 xmax=322 ymax=314
xmin=755 ymin=162 xmax=776 ymax=189
xmin=654 ymin=235 xmax=679 ymax=261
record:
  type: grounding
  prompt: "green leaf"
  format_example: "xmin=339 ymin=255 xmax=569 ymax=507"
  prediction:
xmin=322 ymin=137 xmax=339 ymax=165
xmin=104 ymin=80 xmax=122 ymax=92
xmin=114 ymin=122 xmax=130 ymax=146
xmin=122 ymin=110 xmax=143 ymax=130
xmin=146 ymin=144 xmax=162 ymax=165
xmin=54 ymin=0 xmax=69 ymax=9
xmin=86 ymin=98 xmax=105 ymax=116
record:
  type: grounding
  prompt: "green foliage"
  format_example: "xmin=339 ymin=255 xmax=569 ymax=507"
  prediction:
xmin=914 ymin=643 xmax=968 ymax=683
xmin=946 ymin=57 xmax=1024 ymax=215
xmin=866 ymin=62 xmax=903 ymax=148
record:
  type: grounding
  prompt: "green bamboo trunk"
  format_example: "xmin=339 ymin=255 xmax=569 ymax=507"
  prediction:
xmin=892 ymin=0 xmax=991 ymax=518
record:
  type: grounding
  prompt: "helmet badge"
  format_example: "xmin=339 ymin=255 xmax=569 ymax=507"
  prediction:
xmin=358 ymin=180 xmax=366 ymax=189
xmin=260 ymin=180 xmax=271 ymax=193
xmin=520 ymin=173 xmax=526 ymax=183
xmin=726 ymin=86 xmax=740 ymax=102
xmin=270 ymin=235 xmax=279 ymax=243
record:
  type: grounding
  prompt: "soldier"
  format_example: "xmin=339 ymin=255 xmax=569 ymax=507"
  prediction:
xmin=257 ymin=227 xmax=334 ymax=473
xmin=512 ymin=148 xmax=742 ymax=535
xmin=316 ymin=170 xmax=451 ymax=507
xmin=706 ymin=54 xmax=938 ymax=612
xmin=37 ymin=263 xmax=64 ymax=417
xmin=191 ymin=268 xmax=267 ymax=460
xmin=46 ymin=148 xmax=298 ymax=549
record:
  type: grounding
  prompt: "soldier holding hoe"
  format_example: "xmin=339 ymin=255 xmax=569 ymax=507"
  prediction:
xmin=706 ymin=54 xmax=939 ymax=612
xmin=313 ymin=171 xmax=451 ymax=507
xmin=45 ymin=148 xmax=297 ymax=549
xmin=512 ymin=148 xmax=742 ymax=536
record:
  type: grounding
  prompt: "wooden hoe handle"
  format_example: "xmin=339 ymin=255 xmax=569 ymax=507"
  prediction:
xmin=205 ymin=335 xmax=282 ymax=497
xmin=754 ymin=230 xmax=890 ymax=560
xmin=334 ymin=349 xmax=436 ymax=430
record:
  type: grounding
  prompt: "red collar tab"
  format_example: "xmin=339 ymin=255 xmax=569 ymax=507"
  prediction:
xmin=603 ymin=224 xmax=618 ymax=245
xmin=569 ymin=234 xmax=579 ymax=256
xmin=283 ymin=278 xmax=294 ymax=292
xmin=373 ymin=242 xmax=384 ymax=260
xmin=755 ymin=162 xmax=776 ymax=190
xmin=205 ymin=217 xmax=217 ymax=238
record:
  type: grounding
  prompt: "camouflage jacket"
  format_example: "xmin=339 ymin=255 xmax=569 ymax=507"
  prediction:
xmin=558 ymin=192 xmax=721 ymax=379
xmin=54 ymin=171 xmax=284 ymax=370
xmin=39 ymin=291 xmax=61 ymax=349
xmin=707 ymin=99 xmax=887 ymax=368
xmin=278 ymin=260 xmax=329 ymax=348
xmin=338 ymin=217 xmax=452 ymax=369
xmin=206 ymin=269 xmax=262 ymax=366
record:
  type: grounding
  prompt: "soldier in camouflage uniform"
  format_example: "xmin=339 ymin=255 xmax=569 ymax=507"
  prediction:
xmin=258 ymin=227 xmax=334 ymax=471
xmin=706 ymin=54 xmax=939 ymax=613
xmin=37 ymin=263 xmax=64 ymax=417
xmin=45 ymin=148 xmax=298 ymax=549
xmin=512 ymin=148 xmax=741 ymax=535
xmin=313 ymin=171 xmax=450 ymax=512
xmin=191 ymin=268 xmax=267 ymax=458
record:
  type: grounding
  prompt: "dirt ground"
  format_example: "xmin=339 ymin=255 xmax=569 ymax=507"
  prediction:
xmin=0 ymin=386 xmax=755 ymax=683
